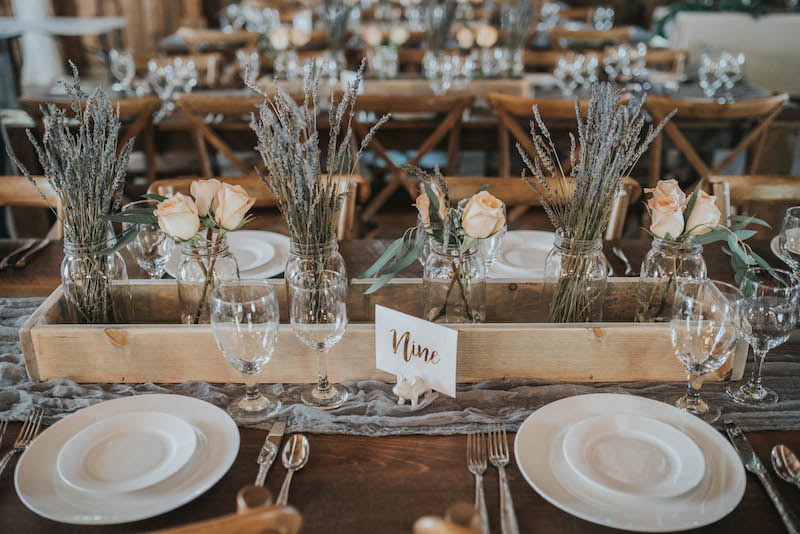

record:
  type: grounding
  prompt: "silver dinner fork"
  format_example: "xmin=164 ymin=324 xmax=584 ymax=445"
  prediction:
xmin=0 ymin=408 xmax=43 ymax=477
xmin=467 ymin=432 xmax=490 ymax=534
xmin=488 ymin=423 xmax=519 ymax=534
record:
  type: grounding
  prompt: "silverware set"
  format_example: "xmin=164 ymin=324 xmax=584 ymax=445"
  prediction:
xmin=0 ymin=408 xmax=44 ymax=478
xmin=0 ymin=238 xmax=51 ymax=271
xmin=467 ymin=424 xmax=519 ymax=534
xmin=725 ymin=420 xmax=800 ymax=534
xmin=611 ymin=245 xmax=636 ymax=276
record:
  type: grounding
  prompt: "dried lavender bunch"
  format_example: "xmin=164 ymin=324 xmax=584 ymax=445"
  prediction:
xmin=7 ymin=63 xmax=133 ymax=324
xmin=425 ymin=0 xmax=457 ymax=52
xmin=518 ymin=83 xmax=674 ymax=322
xmin=321 ymin=0 xmax=355 ymax=52
xmin=249 ymin=60 xmax=388 ymax=249
xmin=502 ymin=0 xmax=537 ymax=50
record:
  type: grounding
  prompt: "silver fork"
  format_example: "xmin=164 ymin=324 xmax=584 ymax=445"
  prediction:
xmin=0 ymin=408 xmax=43 ymax=477
xmin=467 ymin=432 xmax=490 ymax=534
xmin=488 ymin=423 xmax=519 ymax=534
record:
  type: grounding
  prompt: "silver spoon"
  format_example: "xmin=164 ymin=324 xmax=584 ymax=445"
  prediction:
xmin=772 ymin=444 xmax=800 ymax=489
xmin=276 ymin=434 xmax=310 ymax=505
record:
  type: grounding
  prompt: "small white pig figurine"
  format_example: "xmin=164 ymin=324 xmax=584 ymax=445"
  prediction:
xmin=393 ymin=375 xmax=433 ymax=407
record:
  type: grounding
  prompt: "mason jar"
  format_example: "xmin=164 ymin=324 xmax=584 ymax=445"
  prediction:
xmin=543 ymin=230 xmax=608 ymax=323
xmin=176 ymin=231 xmax=239 ymax=324
xmin=636 ymin=238 xmax=707 ymax=323
xmin=423 ymin=241 xmax=487 ymax=323
xmin=61 ymin=228 xmax=133 ymax=324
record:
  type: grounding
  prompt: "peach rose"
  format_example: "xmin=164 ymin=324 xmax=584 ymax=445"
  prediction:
xmin=414 ymin=184 xmax=448 ymax=232
xmin=389 ymin=27 xmax=410 ymax=46
xmin=363 ymin=26 xmax=383 ymax=47
xmin=456 ymin=28 xmax=475 ymax=50
xmin=270 ymin=27 xmax=290 ymax=51
xmin=190 ymin=178 xmax=221 ymax=217
xmin=155 ymin=193 xmax=201 ymax=241
xmin=644 ymin=179 xmax=686 ymax=205
xmin=212 ymin=183 xmax=256 ymax=231
xmin=475 ymin=25 xmax=498 ymax=48
xmin=648 ymin=196 xmax=685 ymax=239
xmin=461 ymin=191 xmax=506 ymax=239
xmin=684 ymin=191 xmax=721 ymax=236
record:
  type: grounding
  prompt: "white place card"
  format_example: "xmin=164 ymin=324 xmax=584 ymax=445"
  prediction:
xmin=375 ymin=305 xmax=458 ymax=398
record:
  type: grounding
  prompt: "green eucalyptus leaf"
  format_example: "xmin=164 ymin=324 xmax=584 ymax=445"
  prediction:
xmin=201 ymin=216 xmax=216 ymax=229
xmin=142 ymin=193 xmax=168 ymax=202
xmin=97 ymin=226 xmax=139 ymax=256
xmin=359 ymin=236 xmax=405 ymax=278
xmin=460 ymin=236 xmax=477 ymax=255
xmin=689 ymin=228 xmax=730 ymax=245
xmin=473 ymin=184 xmax=489 ymax=195
xmin=103 ymin=212 xmax=158 ymax=225
xmin=727 ymin=234 xmax=750 ymax=266
xmin=683 ymin=180 xmax=703 ymax=226
xmin=729 ymin=214 xmax=771 ymax=228
xmin=364 ymin=237 xmax=425 ymax=294
xmin=733 ymin=229 xmax=758 ymax=241
xmin=423 ymin=182 xmax=442 ymax=227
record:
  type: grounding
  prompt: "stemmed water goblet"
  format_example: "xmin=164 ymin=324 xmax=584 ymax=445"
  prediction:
xmin=109 ymin=49 xmax=135 ymax=94
xmin=779 ymin=207 xmax=800 ymax=276
xmin=727 ymin=268 xmax=800 ymax=406
xmin=698 ymin=53 xmax=723 ymax=100
xmin=211 ymin=281 xmax=281 ymax=423
xmin=670 ymin=279 xmax=742 ymax=423
xmin=121 ymin=200 xmax=174 ymax=279
xmin=289 ymin=270 xmax=349 ymax=410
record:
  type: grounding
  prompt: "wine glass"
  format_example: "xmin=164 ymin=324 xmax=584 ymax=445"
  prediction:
xmin=289 ymin=270 xmax=349 ymax=410
xmin=121 ymin=200 xmax=174 ymax=279
xmin=727 ymin=268 xmax=800 ymax=406
xmin=779 ymin=206 xmax=800 ymax=276
xmin=670 ymin=279 xmax=742 ymax=423
xmin=211 ymin=281 xmax=281 ymax=423
xmin=698 ymin=53 xmax=722 ymax=100
xmin=109 ymin=49 xmax=135 ymax=94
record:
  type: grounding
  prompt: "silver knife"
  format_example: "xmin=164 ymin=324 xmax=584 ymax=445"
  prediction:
xmin=0 ymin=239 xmax=36 ymax=271
xmin=724 ymin=420 xmax=800 ymax=534
xmin=14 ymin=237 xmax=51 ymax=268
xmin=255 ymin=420 xmax=286 ymax=487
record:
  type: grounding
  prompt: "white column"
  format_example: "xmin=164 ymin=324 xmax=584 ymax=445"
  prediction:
xmin=12 ymin=0 xmax=65 ymax=89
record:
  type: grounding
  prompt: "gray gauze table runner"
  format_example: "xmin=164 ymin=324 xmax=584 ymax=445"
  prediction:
xmin=2 ymin=297 xmax=799 ymax=435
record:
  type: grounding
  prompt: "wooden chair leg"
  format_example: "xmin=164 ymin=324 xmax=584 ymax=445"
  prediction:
xmin=648 ymin=133 xmax=662 ymax=187
xmin=498 ymin=123 xmax=510 ymax=178
xmin=191 ymin=128 xmax=213 ymax=178
xmin=446 ymin=122 xmax=462 ymax=176
xmin=143 ymin=123 xmax=157 ymax=184
xmin=362 ymin=177 xmax=402 ymax=222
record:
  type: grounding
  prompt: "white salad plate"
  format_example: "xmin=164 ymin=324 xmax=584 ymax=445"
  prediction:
xmin=561 ymin=413 xmax=706 ymax=499
xmin=515 ymin=393 xmax=746 ymax=532
xmin=56 ymin=411 xmax=197 ymax=495
xmin=16 ymin=394 xmax=239 ymax=525
xmin=166 ymin=230 xmax=290 ymax=279
xmin=489 ymin=230 xmax=555 ymax=278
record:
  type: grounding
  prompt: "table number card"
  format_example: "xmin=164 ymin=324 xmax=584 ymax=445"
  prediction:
xmin=375 ymin=305 xmax=458 ymax=398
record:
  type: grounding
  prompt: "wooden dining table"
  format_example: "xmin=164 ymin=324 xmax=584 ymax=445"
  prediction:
xmin=1 ymin=237 xmax=799 ymax=533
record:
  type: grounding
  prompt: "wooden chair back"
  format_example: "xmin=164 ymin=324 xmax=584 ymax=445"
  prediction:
xmin=147 ymin=175 xmax=370 ymax=240
xmin=644 ymin=93 xmax=789 ymax=186
xmin=709 ymin=175 xmax=800 ymax=227
xmin=176 ymin=27 xmax=260 ymax=53
xmin=488 ymin=92 xmax=594 ymax=178
xmin=645 ymin=49 xmax=688 ymax=75
xmin=142 ymin=53 xmax=224 ymax=88
xmin=18 ymin=96 xmax=160 ymax=184
xmin=548 ymin=26 xmax=634 ymax=47
xmin=0 ymin=176 xmax=64 ymax=237
xmin=343 ymin=93 xmax=474 ymax=221
xmin=559 ymin=6 xmax=597 ymax=22
xmin=442 ymin=176 xmax=640 ymax=239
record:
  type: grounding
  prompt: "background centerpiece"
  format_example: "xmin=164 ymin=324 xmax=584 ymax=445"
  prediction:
xmin=518 ymin=83 xmax=673 ymax=323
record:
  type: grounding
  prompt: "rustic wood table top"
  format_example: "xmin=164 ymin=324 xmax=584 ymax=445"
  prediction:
xmin=1 ymin=237 xmax=799 ymax=533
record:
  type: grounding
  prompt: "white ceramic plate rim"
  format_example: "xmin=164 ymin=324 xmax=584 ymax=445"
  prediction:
xmin=771 ymin=235 xmax=790 ymax=265
xmin=15 ymin=394 xmax=239 ymax=525
xmin=56 ymin=411 xmax=197 ymax=495
xmin=165 ymin=230 xmax=290 ymax=279
xmin=490 ymin=230 xmax=554 ymax=278
xmin=514 ymin=393 xmax=746 ymax=532
xmin=561 ymin=413 xmax=706 ymax=499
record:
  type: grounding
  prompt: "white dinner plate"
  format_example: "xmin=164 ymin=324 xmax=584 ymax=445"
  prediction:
xmin=56 ymin=411 xmax=197 ymax=495
xmin=515 ymin=393 xmax=746 ymax=532
xmin=489 ymin=230 xmax=555 ymax=278
xmin=772 ymin=235 xmax=790 ymax=265
xmin=561 ymin=414 xmax=705 ymax=499
xmin=16 ymin=394 xmax=239 ymax=525
xmin=165 ymin=230 xmax=290 ymax=280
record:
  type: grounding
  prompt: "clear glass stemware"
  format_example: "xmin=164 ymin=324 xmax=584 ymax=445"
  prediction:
xmin=779 ymin=206 xmax=800 ymax=276
xmin=211 ymin=281 xmax=281 ymax=423
xmin=727 ymin=268 xmax=800 ymax=406
xmin=289 ymin=269 xmax=349 ymax=410
xmin=121 ymin=200 xmax=174 ymax=279
xmin=670 ymin=279 xmax=742 ymax=423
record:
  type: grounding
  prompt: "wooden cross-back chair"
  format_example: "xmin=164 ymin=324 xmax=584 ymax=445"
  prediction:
xmin=645 ymin=49 xmax=688 ymax=76
xmin=644 ymin=93 xmax=789 ymax=188
xmin=146 ymin=174 xmax=370 ymax=240
xmin=176 ymin=27 xmax=260 ymax=54
xmin=709 ymin=175 xmax=800 ymax=228
xmin=141 ymin=53 xmax=224 ymax=88
xmin=18 ymin=95 xmax=161 ymax=184
xmin=548 ymin=26 xmax=635 ymax=47
xmin=342 ymin=93 xmax=474 ymax=221
xmin=441 ymin=176 xmax=641 ymax=239
xmin=559 ymin=6 xmax=597 ymax=22
xmin=0 ymin=176 xmax=64 ymax=237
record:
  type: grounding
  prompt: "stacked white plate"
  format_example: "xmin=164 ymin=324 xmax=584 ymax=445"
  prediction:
xmin=15 ymin=394 xmax=239 ymax=525
xmin=489 ymin=230 xmax=555 ymax=278
xmin=165 ymin=230 xmax=291 ymax=280
xmin=514 ymin=394 xmax=746 ymax=532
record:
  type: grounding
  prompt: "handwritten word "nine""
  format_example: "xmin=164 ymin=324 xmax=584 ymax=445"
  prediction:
xmin=389 ymin=329 xmax=440 ymax=364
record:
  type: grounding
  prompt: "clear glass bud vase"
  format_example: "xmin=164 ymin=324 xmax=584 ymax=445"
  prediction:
xmin=61 ymin=231 xmax=133 ymax=324
xmin=176 ymin=232 xmax=240 ymax=324
xmin=636 ymin=238 xmax=707 ymax=323
xmin=423 ymin=241 xmax=487 ymax=323
xmin=543 ymin=230 xmax=608 ymax=323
